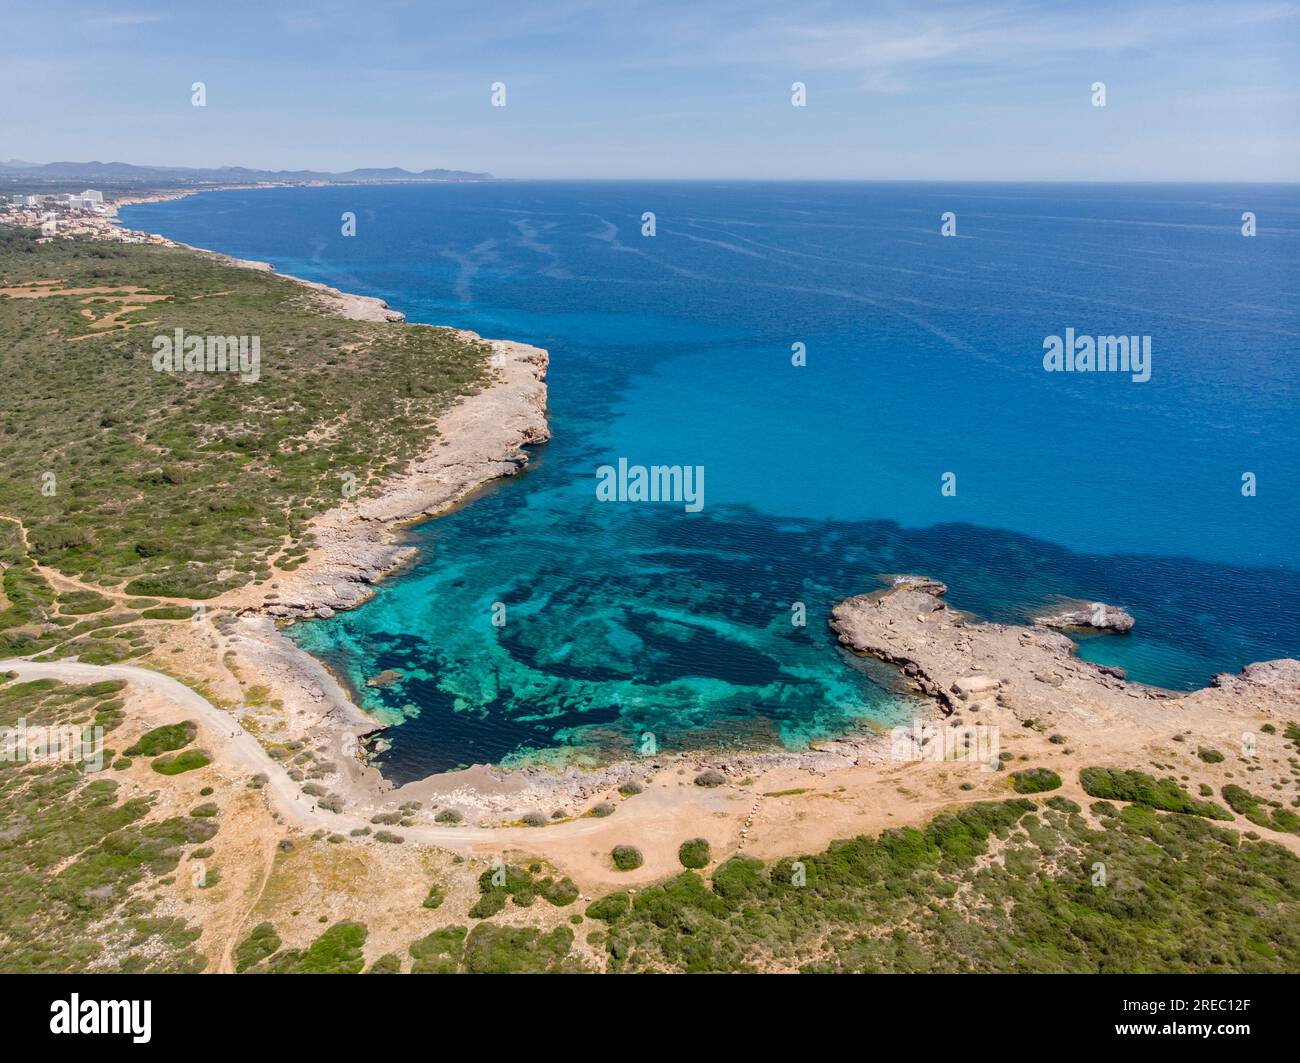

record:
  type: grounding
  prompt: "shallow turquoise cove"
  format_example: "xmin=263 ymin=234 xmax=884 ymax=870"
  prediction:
xmin=123 ymin=181 xmax=1300 ymax=781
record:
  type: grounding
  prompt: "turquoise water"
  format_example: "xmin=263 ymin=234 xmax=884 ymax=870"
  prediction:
xmin=123 ymin=182 xmax=1300 ymax=781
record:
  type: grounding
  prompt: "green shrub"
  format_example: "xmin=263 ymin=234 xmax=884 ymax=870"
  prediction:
xmin=409 ymin=927 xmax=466 ymax=973
xmin=586 ymin=893 xmax=631 ymax=922
xmin=151 ymin=749 xmax=211 ymax=775
xmin=472 ymin=863 xmax=544 ymax=912
xmin=1011 ymin=768 xmax=1062 ymax=794
xmin=58 ymin=591 xmax=113 ymax=615
xmin=678 ymin=838 xmax=711 ymax=869
xmin=612 ymin=846 xmax=643 ymax=871
xmin=712 ymin=856 xmax=767 ymax=900
xmin=141 ymin=607 xmax=194 ymax=621
xmin=124 ymin=721 xmax=196 ymax=757
xmin=1222 ymin=785 xmax=1300 ymax=835
xmin=469 ymin=891 xmax=507 ymax=919
xmin=265 ymin=921 xmax=367 ymax=974
xmin=540 ymin=876 xmax=580 ymax=907
xmin=1079 ymin=767 xmax=1232 ymax=820
xmin=461 ymin=924 xmax=579 ymax=974
xmin=233 ymin=922 xmax=280 ymax=973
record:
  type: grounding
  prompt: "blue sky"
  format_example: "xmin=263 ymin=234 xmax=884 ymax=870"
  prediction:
xmin=3 ymin=0 xmax=1297 ymax=179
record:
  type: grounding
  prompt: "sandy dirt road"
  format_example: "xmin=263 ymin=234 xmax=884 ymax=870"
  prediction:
xmin=6 ymin=658 xmax=646 ymax=855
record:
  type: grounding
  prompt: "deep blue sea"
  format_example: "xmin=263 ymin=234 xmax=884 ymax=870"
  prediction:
xmin=123 ymin=182 xmax=1300 ymax=781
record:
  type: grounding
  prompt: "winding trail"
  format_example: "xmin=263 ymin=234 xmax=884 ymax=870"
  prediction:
xmin=217 ymin=831 xmax=279 ymax=974
xmin=5 ymin=658 xmax=621 ymax=852
xmin=0 ymin=512 xmax=200 ymax=607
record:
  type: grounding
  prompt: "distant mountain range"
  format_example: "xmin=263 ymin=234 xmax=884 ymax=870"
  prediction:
xmin=0 ymin=160 xmax=491 ymax=183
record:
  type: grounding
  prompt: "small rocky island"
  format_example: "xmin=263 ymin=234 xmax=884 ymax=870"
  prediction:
xmin=1035 ymin=602 xmax=1136 ymax=633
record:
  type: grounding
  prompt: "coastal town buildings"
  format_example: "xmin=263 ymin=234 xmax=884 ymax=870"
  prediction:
xmin=0 ymin=188 xmax=169 ymax=244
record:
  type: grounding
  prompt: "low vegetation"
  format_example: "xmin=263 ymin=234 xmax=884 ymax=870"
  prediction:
xmin=0 ymin=675 xmax=211 ymax=972
xmin=678 ymin=838 xmax=711 ymax=869
xmin=0 ymin=231 xmax=489 ymax=603
xmin=216 ymin=778 xmax=1300 ymax=975
xmin=124 ymin=720 xmax=196 ymax=757
xmin=232 ymin=922 xmax=280 ymax=973
xmin=1010 ymin=767 xmax=1061 ymax=794
xmin=586 ymin=796 xmax=1300 ymax=972
xmin=150 ymin=749 xmax=211 ymax=775
xmin=1079 ymin=767 xmax=1232 ymax=820
xmin=253 ymin=920 xmax=368 ymax=974
xmin=407 ymin=923 xmax=584 ymax=974
xmin=1222 ymin=785 xmax=1300 ymax=836
xmin=468 ymin=863 xmax=580 ymax=919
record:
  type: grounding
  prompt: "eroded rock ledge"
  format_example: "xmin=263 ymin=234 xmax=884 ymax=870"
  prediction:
xmin=254 ymin=334 xmax=549 ymax=619
xmin=829 ymin=575 xmax=1300 ymax=731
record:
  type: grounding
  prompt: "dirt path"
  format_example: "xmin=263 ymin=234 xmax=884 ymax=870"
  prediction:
xmin=0 ymin=512 xmax=234 ymax=608
xmin=15 ymin=636 xmax=1298 ymax=896
xmin=5 ymin=658 xmax=638 ymax=853
xmin=216 ymin=830 xmax=279 ymax=974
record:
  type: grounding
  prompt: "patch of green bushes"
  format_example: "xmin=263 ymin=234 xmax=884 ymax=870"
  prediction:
xmin=1011 ymin=768 xmax=1061 ymax=794
xmin=150 ymin=749 xmax=210 ymax=775
xmin=573 ymin=797 xmax=1300 ymax=973
xmin=678 ymin=838 xmax=711 ymax=869
xmin=1222 ymin=785 xmax=1300 ymax=835
xmin=124 ymin=721 xmax=196 ymax=757
xmin=1079 ymin=767 xmax=1232 ymax=819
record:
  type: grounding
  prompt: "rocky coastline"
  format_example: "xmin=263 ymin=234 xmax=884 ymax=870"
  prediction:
xmin=249 ymin=333 xmax=549 ymax=622
xmin=102 ymin=193 xmax=1300 ymax=829
xmin=829 ymin=575 xmax=1300 ymax=740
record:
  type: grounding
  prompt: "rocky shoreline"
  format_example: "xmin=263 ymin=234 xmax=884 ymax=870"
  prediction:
xmin=208 ymin=266 xmax=555 ymax=811
xmin=104 ymin=194 xmax=1300 ymax=828
xmin=98 ymin=193 xmax=569 ymax=812
xmin=105 ymin=201 xmax=550 ymax=620
xmin=829 ymin=575 xmax=1300 ymax=741
xmin=229 ymin=559 xmax=1300 ymax=824
xmin=170 ymin=226 xmax=890 ymax=815
xmin=249 ymin=332 xmax=549 ymax=621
